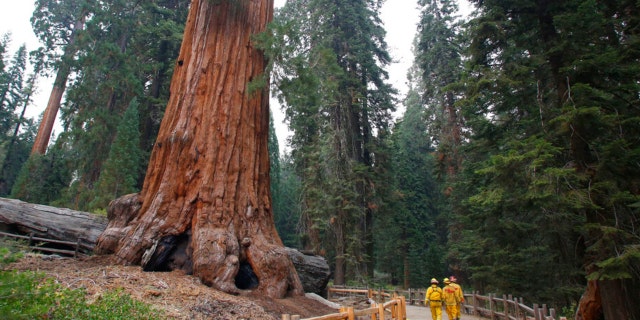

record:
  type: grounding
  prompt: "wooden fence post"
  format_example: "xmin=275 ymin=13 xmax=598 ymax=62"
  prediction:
xmin=533 ymin=303 xmax=540 ymax=320
xmin=503 ymin=294 xmax=509 ymax=319
xmin=281 ymin=315 xmax=290 ymax=320
xmin=489 ymin=293 xmax=495 ymax=320
xmin=378 ymin=302 xmax=385 ymax=320
xmin=347 ymin=307 xmax=355 ymax=320
xmin=473 ymin=291 xmax=479 ymax=316
xmin=369 ymin=301 xmax=377 ymax=320
xmin=512 ymin=296 xmax=519 ymax=319
xmin=291 ymin=316 xmax=300 ymax=320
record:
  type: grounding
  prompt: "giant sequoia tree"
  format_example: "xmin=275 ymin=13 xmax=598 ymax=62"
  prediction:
xmin=30 ymin=0 xmax=90 ymax=155
xmin=96 ymin=0 xmax=303 ymax=299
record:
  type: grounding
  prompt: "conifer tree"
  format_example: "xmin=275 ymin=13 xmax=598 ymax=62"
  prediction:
xmin=0 ymin=44 xmax=27 ymax=139
xmin=269 ymin=0 xmax=396 ymax=284
xmin=416 ymin=0 xmax=463 ymax=179
xmin=377 ymin=80 xmax=444 ymax=288
xmin=0 ymin=44 xmax=39 ymax=196
xmin=453 ymin=0 xmax=640 ymax=315
xmin=30 ymin=0 xmax=91 ymax=155
xmin=414 ymin=0 xmax=467 ymax=283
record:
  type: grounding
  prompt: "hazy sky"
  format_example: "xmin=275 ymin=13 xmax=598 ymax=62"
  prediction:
xmin=0 ymin=0 xmax=471 ymax=148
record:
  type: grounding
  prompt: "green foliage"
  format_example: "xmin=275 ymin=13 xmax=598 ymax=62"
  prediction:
xmin=0 ymin=271 xmax=163 ymax=319
xmin=23 ymin=0 xmax=189 ymax=209
xmin=11 ymin=148 xmax=71 ymax=206
xmin=0 ymin=240 xmax=162 ymax=319
xmin=268 ymin=0 xmax=396 ymax=283
xmin=89 ymin=98 xmax=143 ymax=211
xmin=272 ymin=153 xmax=303 ymax=248
xmin=0 ymin=242 xmax=24 ymax=266
xmin=447 ymin=0 xmax=640 ymax=312
xmin=0 ymin=43 xmax=27 ymax=136
xmin=375 ymin=84 xmax=445 ymax=288
xmin=0 ymin=37 xmax=40 ymax=197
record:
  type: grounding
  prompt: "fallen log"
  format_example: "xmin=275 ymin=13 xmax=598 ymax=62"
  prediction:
xmin=0 ymin=197 xmax=331 ymax=295
xmin=0 ymin=197 xmax=107 ymax=252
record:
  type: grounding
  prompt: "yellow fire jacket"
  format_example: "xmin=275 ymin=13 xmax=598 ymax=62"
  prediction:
xmin=443 ymin=284 xmax=461 ymax=305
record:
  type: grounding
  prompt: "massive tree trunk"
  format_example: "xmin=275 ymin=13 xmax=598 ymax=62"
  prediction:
xmin=95 ymin=0 xmax=304 ymax=299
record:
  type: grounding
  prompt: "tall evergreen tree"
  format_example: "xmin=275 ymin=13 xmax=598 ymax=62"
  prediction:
xmin=268 ymin=0 xmax=396 ymax=284
xmin=30 ymin=0 xmax=91 ymax=155
xmin=414 ymin=0 xmax=467 ymax=283
xmin=452 ymin=0 xmax=640 ymax=315
xmin=376 ymin=79 xmax=444 ymax=288
xmin=0 ymin=45 xmax=41 ymax=196
xmin=416 ymin=0 xmax=463 ymax=179
xmin=0 ymin=44 xmax=28 ymax=139
xmin=0 ymin=41 xmax=32 ymax=196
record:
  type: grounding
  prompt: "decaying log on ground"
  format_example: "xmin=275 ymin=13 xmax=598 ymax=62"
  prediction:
xmin=0 ymin=197 xmax=107 ymax=251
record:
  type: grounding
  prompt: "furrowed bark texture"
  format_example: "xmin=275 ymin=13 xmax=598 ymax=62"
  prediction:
xmin=95 ymin=0 xmax=303 ymax=298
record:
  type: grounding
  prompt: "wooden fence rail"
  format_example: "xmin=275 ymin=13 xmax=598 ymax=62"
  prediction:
xmin=283 ymin=288 xmax=406 ymax=320
xmin=463 ymin=291 xmax=557 ymax=320
xmin=295 ymin=286 xmax=560 ymax=320
xmin=0 ymin=231 xmax=87 ymax=258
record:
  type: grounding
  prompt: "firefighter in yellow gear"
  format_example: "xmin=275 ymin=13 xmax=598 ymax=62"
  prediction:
xmin=450 ymin=276 xmax=464 ymax=320
xmin=443 ymin=278 xmax=461 ymax=320
xmin=425 ymin=278 xmax=443 ymax=320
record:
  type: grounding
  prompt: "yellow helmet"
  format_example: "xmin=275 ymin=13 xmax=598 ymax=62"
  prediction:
xmin=430 ymin=278 xmax=438 ymax=284
xmin=443 ymin=278 xmax=450 ymax=284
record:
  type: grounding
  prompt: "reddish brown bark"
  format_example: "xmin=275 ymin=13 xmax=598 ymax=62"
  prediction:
xmin=31 ymin=15 xmax=85 ymax=155
xmin=30 ymin=64 xmax=69 ymax=155
xmin=95 ymin=0 xmax=303 ymax=299
xmin=576 ymin=280 xmax=603 ymax=320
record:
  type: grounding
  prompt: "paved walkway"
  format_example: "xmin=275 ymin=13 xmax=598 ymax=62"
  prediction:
xmin=405 ymin=305 xmax=481 ymax=320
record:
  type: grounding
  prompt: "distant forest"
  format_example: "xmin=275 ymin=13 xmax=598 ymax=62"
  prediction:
xmin=0 ymin=0 xmax=638 ymax=316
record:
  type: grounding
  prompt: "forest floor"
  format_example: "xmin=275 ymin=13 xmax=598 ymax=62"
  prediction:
xmin=7 ymin=253 xmax=337 ymax=319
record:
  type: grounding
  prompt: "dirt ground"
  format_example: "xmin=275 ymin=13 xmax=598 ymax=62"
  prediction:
xmin=6 ymin=254 xmax=336 ymax=320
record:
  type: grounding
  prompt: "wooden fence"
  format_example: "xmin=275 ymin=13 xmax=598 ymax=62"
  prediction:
xmin=0 ymin=231 xmax=88 ymax=258
xmin=282 ymin=287 xmax=406 ymax=320
xmin=462 ymin=292 xmax=559 ymax=320
xmin=295 ymin=286 xmax=561 ymax=320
